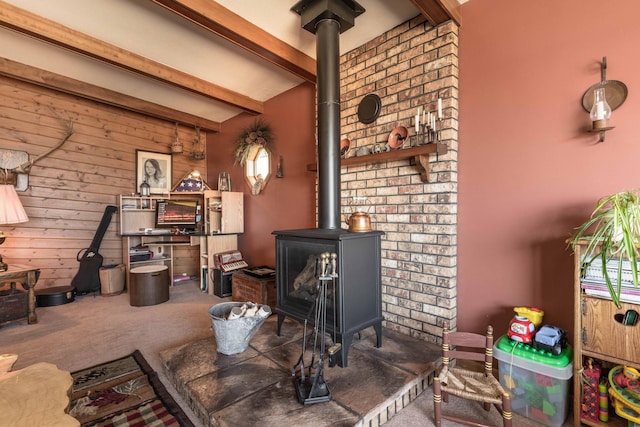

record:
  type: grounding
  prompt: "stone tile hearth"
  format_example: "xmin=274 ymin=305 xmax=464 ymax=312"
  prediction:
xmin=160 ymin=316 xmax=440 ymax=427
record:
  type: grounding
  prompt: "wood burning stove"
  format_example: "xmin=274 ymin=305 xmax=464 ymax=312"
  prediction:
xmin=277 ymin=0 xmax=380 ymax=369
xmin=274 ymin=228 xmax=383 ymax=367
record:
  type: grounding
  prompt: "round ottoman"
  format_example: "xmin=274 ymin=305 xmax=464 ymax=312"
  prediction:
xmin=129 ymin=265 xmax=170 ymax=307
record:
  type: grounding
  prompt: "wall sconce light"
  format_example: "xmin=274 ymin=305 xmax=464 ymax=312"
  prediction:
xmin=582 ymin=56 xmax=628 ymax=142
xmin=276 ymin=155 xmax=284 ymax=178
xmin=0 ymin=184 xmax=29 ymax=271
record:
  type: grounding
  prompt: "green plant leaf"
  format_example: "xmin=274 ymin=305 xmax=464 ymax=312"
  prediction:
xmin=571 ymin=190 xmax=640 ymax=308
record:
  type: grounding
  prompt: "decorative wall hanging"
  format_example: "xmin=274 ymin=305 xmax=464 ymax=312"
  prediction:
xmin=234 ymin=118 xmax=272 ymax=166
xmin=357 ymin=94 xmax=381 ymax=124
xmin=136 ymin=150 xmax=172 ymax=194
xmin=191 ymin=126 xmax=206 ymax=160
xmin=0 ymin=149 xmax=29 ymax=191
xmin=172 ymin=170 xmax=211 ymax=192
xmin=387 ymin=126 xmax=408 ymax=149
xmin=171 ymin=123 xmax=183 ymax=154
xmin=0 ymin=108 xmax=74 ymax=191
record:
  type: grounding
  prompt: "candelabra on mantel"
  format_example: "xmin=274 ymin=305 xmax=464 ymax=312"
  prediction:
xmin=415 ymin=118 xmax=442 ymax=145
xmin=412 ymin=97 xmax=443 ymax=147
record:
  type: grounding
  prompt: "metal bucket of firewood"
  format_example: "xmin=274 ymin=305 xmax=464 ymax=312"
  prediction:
xmin=208 ymin=302 xmax=271 ymax=355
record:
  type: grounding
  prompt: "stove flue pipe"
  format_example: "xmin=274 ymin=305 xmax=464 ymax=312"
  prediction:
xmin=292 ymin=0 xmax=364 ymax=230
xmin=315 ymin=18 xmax=341 ymax=229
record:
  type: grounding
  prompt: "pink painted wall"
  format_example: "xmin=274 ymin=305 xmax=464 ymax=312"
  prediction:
xmin=206 ymin=83 xmax=317 ymax=267
xmin=458 ymin=0 xmax=640 ymax=339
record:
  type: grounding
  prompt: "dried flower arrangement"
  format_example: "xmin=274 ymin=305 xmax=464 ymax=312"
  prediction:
xmin=234 ymin=118 xmax=272 ymax=166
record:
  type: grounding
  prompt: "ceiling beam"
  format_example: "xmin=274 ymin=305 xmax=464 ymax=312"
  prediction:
xmin=0 ymin=0 xmax=263 ymax=115
xmin=410 ymin=0 xmax=461 ymax=26
xmin=150 ymin=0 xmax=317 ymax=84
xmin=0 ymin=57 xmax=222 ymax=132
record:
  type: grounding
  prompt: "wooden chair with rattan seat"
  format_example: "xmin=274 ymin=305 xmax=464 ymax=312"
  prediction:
xmin=433 ymin=324 xmax=512 ymax=427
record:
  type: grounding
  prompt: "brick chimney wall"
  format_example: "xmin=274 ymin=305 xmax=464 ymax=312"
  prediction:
xmin=339 ymin=16 xmax=459 ymax=342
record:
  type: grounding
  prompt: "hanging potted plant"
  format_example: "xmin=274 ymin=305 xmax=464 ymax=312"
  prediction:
xmin=571 ymin=190 xmax=640 ymax=307
xmin=234 ymin=118 xmax=272 ymax=166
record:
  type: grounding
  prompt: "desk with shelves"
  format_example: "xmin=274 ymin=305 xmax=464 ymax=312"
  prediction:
xmin=118 ymin=192 xmax=243 ymax=294
xmin=122 ymin=234 xmax=203 ymax=289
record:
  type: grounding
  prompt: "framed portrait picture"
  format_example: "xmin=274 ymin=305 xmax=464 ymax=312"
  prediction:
xmin=136 ymin=150 xmax=172 ymax=194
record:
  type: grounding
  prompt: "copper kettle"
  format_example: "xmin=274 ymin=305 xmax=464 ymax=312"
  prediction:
xmin=345 ymin=196 xmax=372 ymax=232
xmin=346 ymin=211 xmax=372 ymax=232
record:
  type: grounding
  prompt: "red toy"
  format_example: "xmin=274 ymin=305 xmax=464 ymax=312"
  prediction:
xmin=508 ymin=315 xmax=536 ymax=343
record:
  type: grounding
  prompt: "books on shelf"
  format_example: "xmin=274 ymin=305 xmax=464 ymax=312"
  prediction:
xmin=581 ymin=257 xmax=639 ymax=286
xmin=581 ymin=281 xmax=640 ymax=304
xmin=581 ymin=256 xmax=640 ymax=303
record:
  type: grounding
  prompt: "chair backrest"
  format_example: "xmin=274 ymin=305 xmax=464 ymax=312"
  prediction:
xmin=441 ymin=324 xmax=494 ymax=376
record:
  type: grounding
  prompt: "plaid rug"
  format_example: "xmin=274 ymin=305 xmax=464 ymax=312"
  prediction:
xmin=68 ymin=351 xmax=193 ymax=427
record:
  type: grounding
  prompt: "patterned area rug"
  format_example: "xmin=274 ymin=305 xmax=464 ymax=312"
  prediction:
xmin=68 ymin=350 xmax=193 ymax=427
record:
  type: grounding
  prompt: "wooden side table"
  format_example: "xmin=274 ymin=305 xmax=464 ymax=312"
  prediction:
xmin=0 ymin=265 xmax=39 ymax=325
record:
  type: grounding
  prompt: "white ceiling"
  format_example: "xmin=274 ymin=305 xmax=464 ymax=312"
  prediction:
xmin=0 ymin=0 xmax=452 ymax=126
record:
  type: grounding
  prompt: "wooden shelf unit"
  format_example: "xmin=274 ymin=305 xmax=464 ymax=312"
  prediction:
xmin=203 ymin=190 xmax=244 ymax=296
xmin=572 ymin=240 xmax=640 ymax=427
xmin=118 ymin=194 xmax=203 ymax=289
xmin=118 ymin=191 xmax=244 ymax=294
xmin=306 ymin=143 xmax=448 ymax=182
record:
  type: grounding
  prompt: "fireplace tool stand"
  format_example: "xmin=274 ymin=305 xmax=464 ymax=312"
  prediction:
xmin=292 ymin=252 xmax=338 ymax=405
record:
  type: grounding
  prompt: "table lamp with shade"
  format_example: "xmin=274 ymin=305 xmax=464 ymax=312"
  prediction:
xmin=0 ymin=184 xmax=29 ymax=271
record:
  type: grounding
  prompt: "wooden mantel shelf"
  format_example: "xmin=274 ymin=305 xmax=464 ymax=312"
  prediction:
xmin=306 ymin=143 xmax=448 ymax=182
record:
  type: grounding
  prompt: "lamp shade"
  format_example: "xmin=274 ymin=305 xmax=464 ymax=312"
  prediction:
xmin=0 ymin=185 xmax=29 ymax=224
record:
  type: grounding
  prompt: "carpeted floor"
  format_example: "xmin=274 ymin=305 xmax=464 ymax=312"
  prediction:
xmin=0 ymin=281 xmax=219 ymax=426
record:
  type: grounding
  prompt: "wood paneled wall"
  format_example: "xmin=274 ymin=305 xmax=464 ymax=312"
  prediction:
xmin=0 ymin=76 xmax=206 ymax=289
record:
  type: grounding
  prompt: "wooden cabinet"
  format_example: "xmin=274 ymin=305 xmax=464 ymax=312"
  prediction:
xmin=0 ymin=265 xmax=39 ymax=326
xmin=118 ymin=192 xmax=244 ymax=295
xmin=572 ymin=241 xmax=640 ymax=426
xmin=204 ymin=190 xmax=243 ymax=234
xmin=232 ymin=272 xmax=276 ymax=311
xmin=581 ymin=297 xmax=640 ymax=364
xmin=203 ymin=190 xmax=244 ymax=295
xmin=119 ymin=194 xmax=165 ymax=235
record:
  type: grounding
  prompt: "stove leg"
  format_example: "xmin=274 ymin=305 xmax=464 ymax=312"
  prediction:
xmin=374 ymin=322 xmax=383 ymax=348
xmin=277 ymin=313 xmax=285 ymax=336
xmin=340 ymin=334 xmax=352 ymax=368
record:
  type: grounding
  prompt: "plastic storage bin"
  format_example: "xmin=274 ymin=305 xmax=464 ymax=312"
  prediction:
xmin=493 ymin=335 xmax=573 ymax=426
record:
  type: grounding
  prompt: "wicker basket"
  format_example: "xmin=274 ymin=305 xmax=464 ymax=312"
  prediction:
xmin=99 ymin=264 xmax=125 ymax=296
